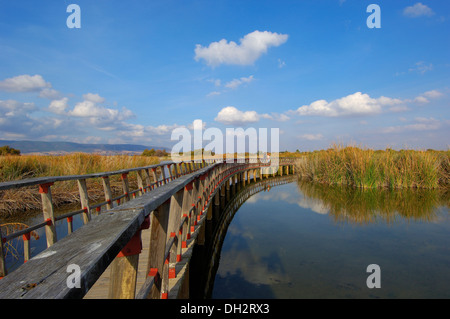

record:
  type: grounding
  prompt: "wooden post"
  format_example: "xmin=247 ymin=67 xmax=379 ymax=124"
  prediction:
xmin=0 ymin=230 xmax=6 ymax=277
xmin=121 ymin=173 xmax=130 ymax=202
xmin=151 ymin=168 xmax=159 ymax=188
xmin=214 ymin=191 xmax=220 ymax=220
xmin=147 ymin=200 xmax=171 ymax=299
xmin=77 ymin=179 xmax=91 ymax=224
xmin=39 ymin=183 xmax=57 ymax=248
xmin=166 ymin=189 xmax=184 ymax=282
xmin=109 ymin=255 xmax=139 ymax=299
xmin=102 ymin=176 xmax=114 ymax=210
xmin=136 ymin=170 xmax=145 ymax=196
xmin=67 ymin=216 xmax=73 ymax=234
xmin=180 ymin=182 xmax=193 ymax=254
xmin=161 ymin=166 xmax=167 ymax=185
xmin=23 ymin=233 xmax=31 ymax=262
xmin=109 ymin=216 xmax=150 ymax=299
xmin=144 ymin=168 xmax=152 ymax=191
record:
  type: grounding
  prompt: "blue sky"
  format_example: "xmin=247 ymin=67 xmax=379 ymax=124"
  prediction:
xmin=0 ymin=0 xmax=449 ymax=151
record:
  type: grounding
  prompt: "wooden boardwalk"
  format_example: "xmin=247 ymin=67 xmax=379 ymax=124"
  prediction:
xmin=84 ymin=214 xmax=197 ymax=299
xmin=0 ymin=159 xmax=296 ymax=299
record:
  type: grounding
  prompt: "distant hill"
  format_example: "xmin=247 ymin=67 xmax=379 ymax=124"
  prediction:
xmin=0 ymin=140 xmax=170 ymax=155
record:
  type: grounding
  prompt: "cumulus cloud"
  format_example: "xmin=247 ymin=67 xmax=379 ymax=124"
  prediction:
xmin=294 ymin=92 xmax=404 ymax=117
xmin=48 ymin=97 xmax=69 ymax=115
xmin=82 ymin=93 xmax=106 ymax=104
xmin=0 ymin=74 xmax=51 ymax=92
xmin=0 ymin=99 xmax=37 ymax=117
xmin=195 ymin=30 xmax=288 ymax=67
xmin=403 ymin=3 xmax=434 ymax=17
xmin=215 ymin=106 xmax=261 ymax=125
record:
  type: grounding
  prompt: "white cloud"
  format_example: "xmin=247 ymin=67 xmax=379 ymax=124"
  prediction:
xmin=403 ymin=3 xmax=434 ymax=17
xmin=422 ymin=90 xmax=444 ymax=99
xmin=206 ymin=91 xmax=221 ymax=97
xmin=48 ymin=97 xmax=69 ymax=115
xmin=224 ymin=75 xmax=254 ymax=89
xmin=298 ymin=133 xmax=324 ymax=141
xmin=82 ymin=93 xmax=106 ymax=104
xmin=409 ymin=61 xmax=433 ymax=74
xmin=39 ymin=88 xmax=61 ymax=99
xmin=0 ymin=74 xmax=51 ymax=92
xmin=413 ymin=90 xmax=444 ymax=104
xmin=294 ymin=92 xmax=404 ymax=117
xmin=195 ymin=30 xmax=288 ymax=67
xmin=0 ymin=99 xmax=36 ymax=116
xmin=382 ymin=117 xmax=441 ymax=133
xmin=215 ymin=106 xmax=261 ymax=125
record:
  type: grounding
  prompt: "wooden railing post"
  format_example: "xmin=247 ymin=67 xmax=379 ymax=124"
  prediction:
xmin=136 ymin=170 xmax=145 ymax=196
xmin=164 ymin=188 xmax=184 ymax=298
xmin=121 ymin=173 xmax=130 ymax=202
xmin=161 ymin=166 xmax=167 ymax=185
xmin=102 ymin=176 xmax=113 ymax=210
xmin=181 ymin=182 xmax=193 ymax=252
xmin=151 ymin=168 xmax=159 ymax=188
xmin=109 ymin=216 xmax=150 ymax=299
xmin=146 ymin=199 xmax=171 ymax=299
xmin=23 ymin=233 xmax=31 ymax=262
xmin=0 ymin=230 xmax=6 ymax=278
xmin=39 ymin=183 xmax=57 ymax=248
xmin=77 ymin=179 xmax=91 ymax=224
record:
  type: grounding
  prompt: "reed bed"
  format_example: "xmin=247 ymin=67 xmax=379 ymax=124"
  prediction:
xmin=296 ymin=144 xmax=450 ymax=189
xmin=0 ymin=153 xmax=160 ymax=217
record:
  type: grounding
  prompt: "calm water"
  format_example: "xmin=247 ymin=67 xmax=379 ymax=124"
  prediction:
xmin=211 ymin=181 xmax=450 ymax=299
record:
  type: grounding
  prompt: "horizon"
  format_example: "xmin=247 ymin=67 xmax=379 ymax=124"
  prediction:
xmin=0 ymin=1 xmax=449 ymax=152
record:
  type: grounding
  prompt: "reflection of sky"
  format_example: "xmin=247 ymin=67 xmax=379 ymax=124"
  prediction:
xmin=212 ymin=182 xmax=450 ymax=299
xmin=247 ymin=186 xmax=329 ymax=215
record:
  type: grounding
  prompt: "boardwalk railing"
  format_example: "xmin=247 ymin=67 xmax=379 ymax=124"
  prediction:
xmin=0 ymin=158 xmax=296 ymax=299
xmin=0 ymin=159 xmax=211 ymax=276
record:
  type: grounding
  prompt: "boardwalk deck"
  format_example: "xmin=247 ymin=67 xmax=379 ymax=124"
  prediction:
xmin=0 ymin=159 xmax=297 ymax=299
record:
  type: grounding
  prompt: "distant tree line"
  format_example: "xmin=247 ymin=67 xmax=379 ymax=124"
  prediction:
xmin=142 ymin=148 xmax=169 ymax=157
xmin=0 ymin=145 xmax=20 ymax=156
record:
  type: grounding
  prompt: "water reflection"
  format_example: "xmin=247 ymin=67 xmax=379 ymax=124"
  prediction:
xmin=210 ymin=179 xmax=450 ymax=299
xmin=296 ymin=180 xmax=449 ymax=225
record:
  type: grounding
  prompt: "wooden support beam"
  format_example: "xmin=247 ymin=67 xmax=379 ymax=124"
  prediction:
xmin=39 ymin=183 xmax=57 ymax=248
xmin=0 ymin=231 xmax=6 ymax=277
xmin=102 ymin=176 xmax=114 ymax=210
xmin=108 ymin=216 xmax=150 ymax=299
xmin=121 ymin=173 xmax=131 ymax=202
xmin=77 ymin=179 xmax=91 ymax=224
xmin=146 ymin=199 xmax=170 ymax=299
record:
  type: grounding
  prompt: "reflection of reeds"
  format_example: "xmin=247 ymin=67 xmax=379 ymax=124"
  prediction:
xmin=0 ymin=154 xmax=160 ymax=216
xmin=297 ymin=179 xmax=449 ymax=225
xmin=296 ymin=144 xmax=450 ymax=189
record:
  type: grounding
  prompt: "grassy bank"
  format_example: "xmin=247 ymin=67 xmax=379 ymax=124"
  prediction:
xmin=0 ymin=153 xmax=160 ymax=217
xmin=295 ymin=145 xmax=450 ymax=189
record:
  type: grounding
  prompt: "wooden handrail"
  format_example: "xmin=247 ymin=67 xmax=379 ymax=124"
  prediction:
xmin=0 ymin=158 xmax=297 ymax=298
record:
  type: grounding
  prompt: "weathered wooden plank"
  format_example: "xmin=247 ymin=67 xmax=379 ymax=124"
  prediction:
xmin=0 ymin=207 xmax=146 ymax=299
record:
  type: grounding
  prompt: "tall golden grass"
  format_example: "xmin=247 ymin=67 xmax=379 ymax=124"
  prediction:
xmin=296 ymin=144 xmax=450 ymax=189
xmin=0 ymin=153 xmax=160 ymax=216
